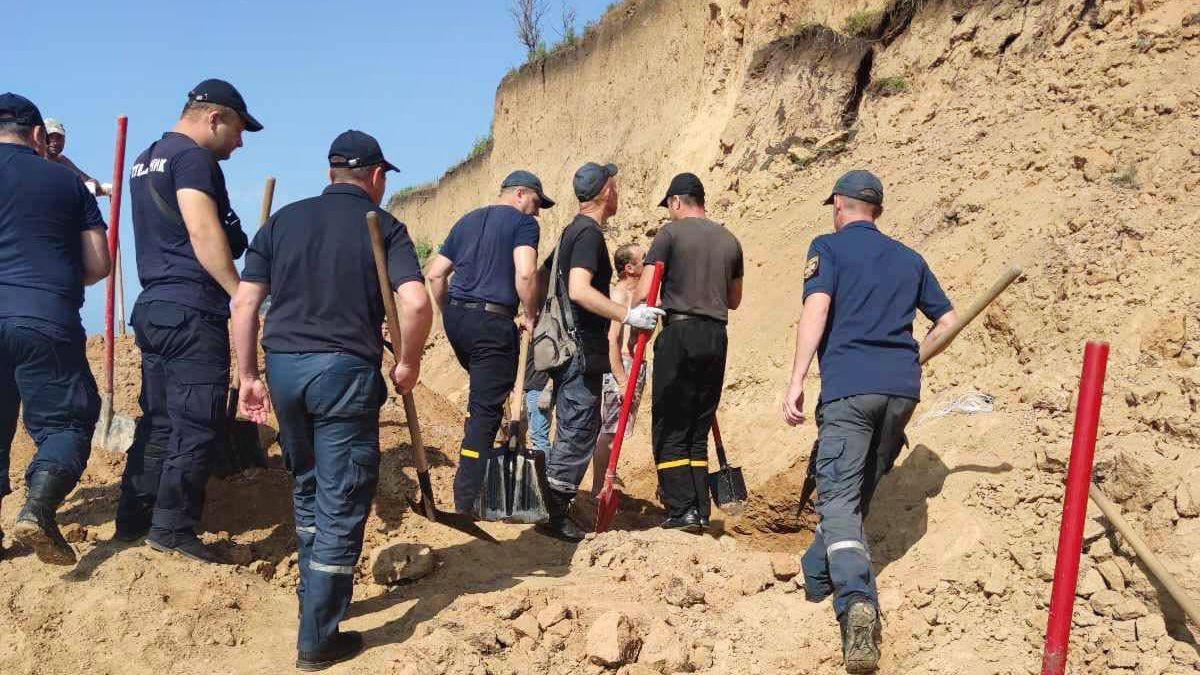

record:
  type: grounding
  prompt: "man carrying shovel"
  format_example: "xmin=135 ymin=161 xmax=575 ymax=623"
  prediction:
xmin=781 ymin=170 xmax=958 ymax=674
xmin=640 ymin=173 xmax=743 ymax=533
xmin=231 ymin=130 xmax=431 ymax=671
xmin=0 ymin=93 xmax=111 ymax=565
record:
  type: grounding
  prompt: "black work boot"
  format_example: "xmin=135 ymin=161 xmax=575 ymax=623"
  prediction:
xmin=12 ymin=471 xmax=78 ymax=565
xmin=536 ymin=490 xmax=586 ymax=543
xmin=661 ymin=507 xmax=703 ymax=534
xmin=146 ymin=533 xmax=220 ymax=564
xmin=296 ymin=630 xmax=364 ymax=671
xmin=841 ymin=600 xmax=881 ymax=673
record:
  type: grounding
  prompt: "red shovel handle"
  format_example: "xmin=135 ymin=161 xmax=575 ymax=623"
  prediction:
xmin=603 ymin=261 xmax=665 ymax=482
xmin=103 ymin=116 xmax=128 ymax=396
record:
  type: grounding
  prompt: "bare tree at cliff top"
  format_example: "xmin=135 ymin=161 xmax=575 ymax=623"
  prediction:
xmin=558 ymin=1 xmax=578 ymax=43
xmin=510 ymin=0 xmax=549 ymax=55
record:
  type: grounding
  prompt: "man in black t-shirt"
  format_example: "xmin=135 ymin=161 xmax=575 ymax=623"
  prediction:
xmin=642 ymin=173 xmax=743 ymax=533
xmin=535 ymin=162 xmax=662 ymax=541
xmin=231 ymin=130 xmax=431 ymax=670
xmin=116 ymin=79 xmax=262 ymax=563
xmin=425 ymin=170 xmax=551 ymax=515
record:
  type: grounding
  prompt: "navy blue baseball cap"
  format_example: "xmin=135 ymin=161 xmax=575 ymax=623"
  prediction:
xmin=574 ymin=162 xmax=618 ymax=202
xmin=0 ymin=93 xmax=44 ymax=128
xmin=187 ymin=79 xmax=263 ymax=132
xmin=824 ymin=169 xmax=884 ymax=205
xmin=328 ymin=130 xmax=399 ymax=172
xmin=502 ymin=170 xmax=555 ymax=208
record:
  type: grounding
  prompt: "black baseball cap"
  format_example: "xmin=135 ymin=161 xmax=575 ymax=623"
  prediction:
xmin=328 ymin=130 xmax=399 ymax=172
xmin=501 ymin=170 xmax=555 ymax=208
xmin=187 ymin=79 xmax=263 ymax=132
xmin=574 ymin=162 xmax=618 ymax=202
xmin=658 ymin=172 xmax=705 ymax=208
xmin=0 ymin=93 xmax=44 ymax=128
xmin=823 ymin=169 xmax=884 ymax=206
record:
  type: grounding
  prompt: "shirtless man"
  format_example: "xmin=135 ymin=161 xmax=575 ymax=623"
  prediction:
xmin=590 ymin=243 xmax=646 ymax=494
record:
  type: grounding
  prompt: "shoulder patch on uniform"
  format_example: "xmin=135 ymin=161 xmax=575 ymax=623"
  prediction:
xmin=804 ymin=255 xmax=820 ymax=281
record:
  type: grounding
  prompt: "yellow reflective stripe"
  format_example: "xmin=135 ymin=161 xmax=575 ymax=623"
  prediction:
xmin=656 ymin=459 xmax=690 ymax=470
xmin=460 ymin=448 xmax=480 ymax=459
xmin=689 ymin=460 xmax=708 ymax=467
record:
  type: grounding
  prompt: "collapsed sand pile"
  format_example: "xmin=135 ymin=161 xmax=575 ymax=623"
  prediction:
xmin=2 ymin=0 xmax=1199 ymax=673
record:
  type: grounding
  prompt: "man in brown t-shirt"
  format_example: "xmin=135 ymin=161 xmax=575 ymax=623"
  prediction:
xmin=639 ymin=173 xmax=744 ymax=532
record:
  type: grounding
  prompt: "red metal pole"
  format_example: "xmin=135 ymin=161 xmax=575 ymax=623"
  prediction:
xmin=1041 ymin=341 xmax=1110 ymax=675
xmin=104 ymin=116 xmax=128 ymax=397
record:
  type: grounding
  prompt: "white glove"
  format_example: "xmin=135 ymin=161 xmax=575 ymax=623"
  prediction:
xmin=623 ymin=304 xmax=665 ymax=331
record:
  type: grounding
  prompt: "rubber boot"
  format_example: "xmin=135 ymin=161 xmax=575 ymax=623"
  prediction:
xmin=13 ymin=471 xmax=77 ymax=566
xmin=536 ymin=489 xmax=586 ymax=543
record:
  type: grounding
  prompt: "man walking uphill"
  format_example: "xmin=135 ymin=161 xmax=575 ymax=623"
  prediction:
xmin=781 ymin=170 xmax=958 ymax=673
xmin=115 ymin=79 xmax=262 ymax=562
xmin=642 ymin=173 xmax=743 ymax=532
xmin=0 ymin=93 xmax=111 ymax=565
xmin=537 ymin=162 xmax=663 ymax=542
xmin=232 ymin=130 xmax=431 ymax=671
xmin=425 ymin=170 xmax=552 ymax=515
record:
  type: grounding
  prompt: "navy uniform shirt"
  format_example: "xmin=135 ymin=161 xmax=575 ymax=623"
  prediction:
xmin=129 ymin=132 xmax=248 ymax=317
xmin=540 ymin=214 xmax=613 ymax=373
xmin=241 ymin=183 xmax=423 ymax=365
xmin=803 ymin=220 xmax=951 ymax=404
xmin=0 ymin=143 xmax=107 ymax=328
xmin=439 ymin=204 xmax=539 ymax=310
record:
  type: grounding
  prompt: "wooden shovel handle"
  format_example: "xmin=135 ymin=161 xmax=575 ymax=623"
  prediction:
xmin=366 ymin=211 xmax=428 ymax=473
xmin=919 ymin=265 xmax=1022 ymax=365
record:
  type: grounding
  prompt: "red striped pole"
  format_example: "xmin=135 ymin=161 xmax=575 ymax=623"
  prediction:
xmin=1041 ymin=341 xmax=1110 ymax=675
xmin=104 ymin=116 xmax=128 ymax=397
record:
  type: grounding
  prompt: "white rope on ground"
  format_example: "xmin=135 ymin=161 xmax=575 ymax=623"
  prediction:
xmin=917 ymin=390 xmax=995 ymax=425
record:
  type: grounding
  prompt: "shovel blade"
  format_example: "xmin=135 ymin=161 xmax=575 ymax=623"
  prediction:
xmin=507 ymin=449 xmax=549 ymax=524
xmin=595 ymin=483 xmax=620 ymax=533
xmin=708 ymin=466 xmax=748 ymax=513
xmin=473 ymin=447 xmax=511 ymax=522
xmin=407 ymin=469 xmax=499 ymax=543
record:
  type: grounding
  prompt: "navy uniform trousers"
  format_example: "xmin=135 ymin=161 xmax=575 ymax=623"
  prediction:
xmin=117 ymin=300 xmax=229 ymax=543
xmin=442 ymin=302 xmax=519 ymax=513
xmin=266 ymin=351 xmax=383 ymax=653
xmin=0 ymin=317 xmax=100 ymax=499
xmin=802 ymin=393 xmax=917 ymax=619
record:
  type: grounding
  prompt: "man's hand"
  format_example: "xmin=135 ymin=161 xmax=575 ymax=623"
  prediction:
xmin=782 ymin=382 xmax=806 ymax=427
xmin=392 ymin=361 xmax=419 ymax=394
xmin=238 ymin=377 xmax=272 ymax=424
xmin=623 ymin=304 xmax=665 ymax=331
xmin=523 ymin=312 xmax=537 ymax=335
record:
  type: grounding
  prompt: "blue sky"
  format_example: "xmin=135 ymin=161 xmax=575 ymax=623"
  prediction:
xmin=9 ymin=0 xmax=613 ymax=334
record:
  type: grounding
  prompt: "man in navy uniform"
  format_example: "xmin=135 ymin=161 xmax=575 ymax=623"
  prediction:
xmin=0 ymin=93 xmax=111 ymax=565
xmin=232 ymin=129 xmax=431 ymax=670
xmin=115 ymin=79 xmax=262 ymax=562
xmin=425 ymin=170 xmax=551 ymax=515
xmin=782 ymin=170 xmax=957 ymax=673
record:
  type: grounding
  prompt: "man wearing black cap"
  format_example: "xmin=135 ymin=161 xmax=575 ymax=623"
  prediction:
xmin=782 ymin=170 xmax=957 ymax=673
xmin=115 ymin=78 xmax=262 ymax=562
xmin=0 ymin=93 xmax=110 ymax=565
xmin=641 ymin=172 xmax=743 ymax=533
xmin=231 ymin=129 xmax=431 ymax=670
xmin=425 ymin=170 xmax=551 ymax=515
xmin=535 ymin=161 xmax=663 ymax=541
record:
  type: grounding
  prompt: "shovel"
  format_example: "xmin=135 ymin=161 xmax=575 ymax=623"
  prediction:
xmin=475 ymin=337 xmax=525 ymax=521
xmin=367 ymin=212 xmax=497 ymax=543
xmin=501 ymin=337 xmax=550 ymax=524
xmin=595 ymin=261 xmax=665 ymax=534
xmin=214 ymin=177 xmax=275 ymax=478
xmin=797 ymin=264 xmax=1024 ymax=511
xmin=93 ymin=115 xmax=137 ymax=453
xmin=707 ymin=416 xmax=747 ymax=514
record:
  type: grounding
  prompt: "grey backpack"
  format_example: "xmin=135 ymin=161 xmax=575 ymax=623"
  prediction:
xmin=531 ymin=235 xmax=578 ymax=372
